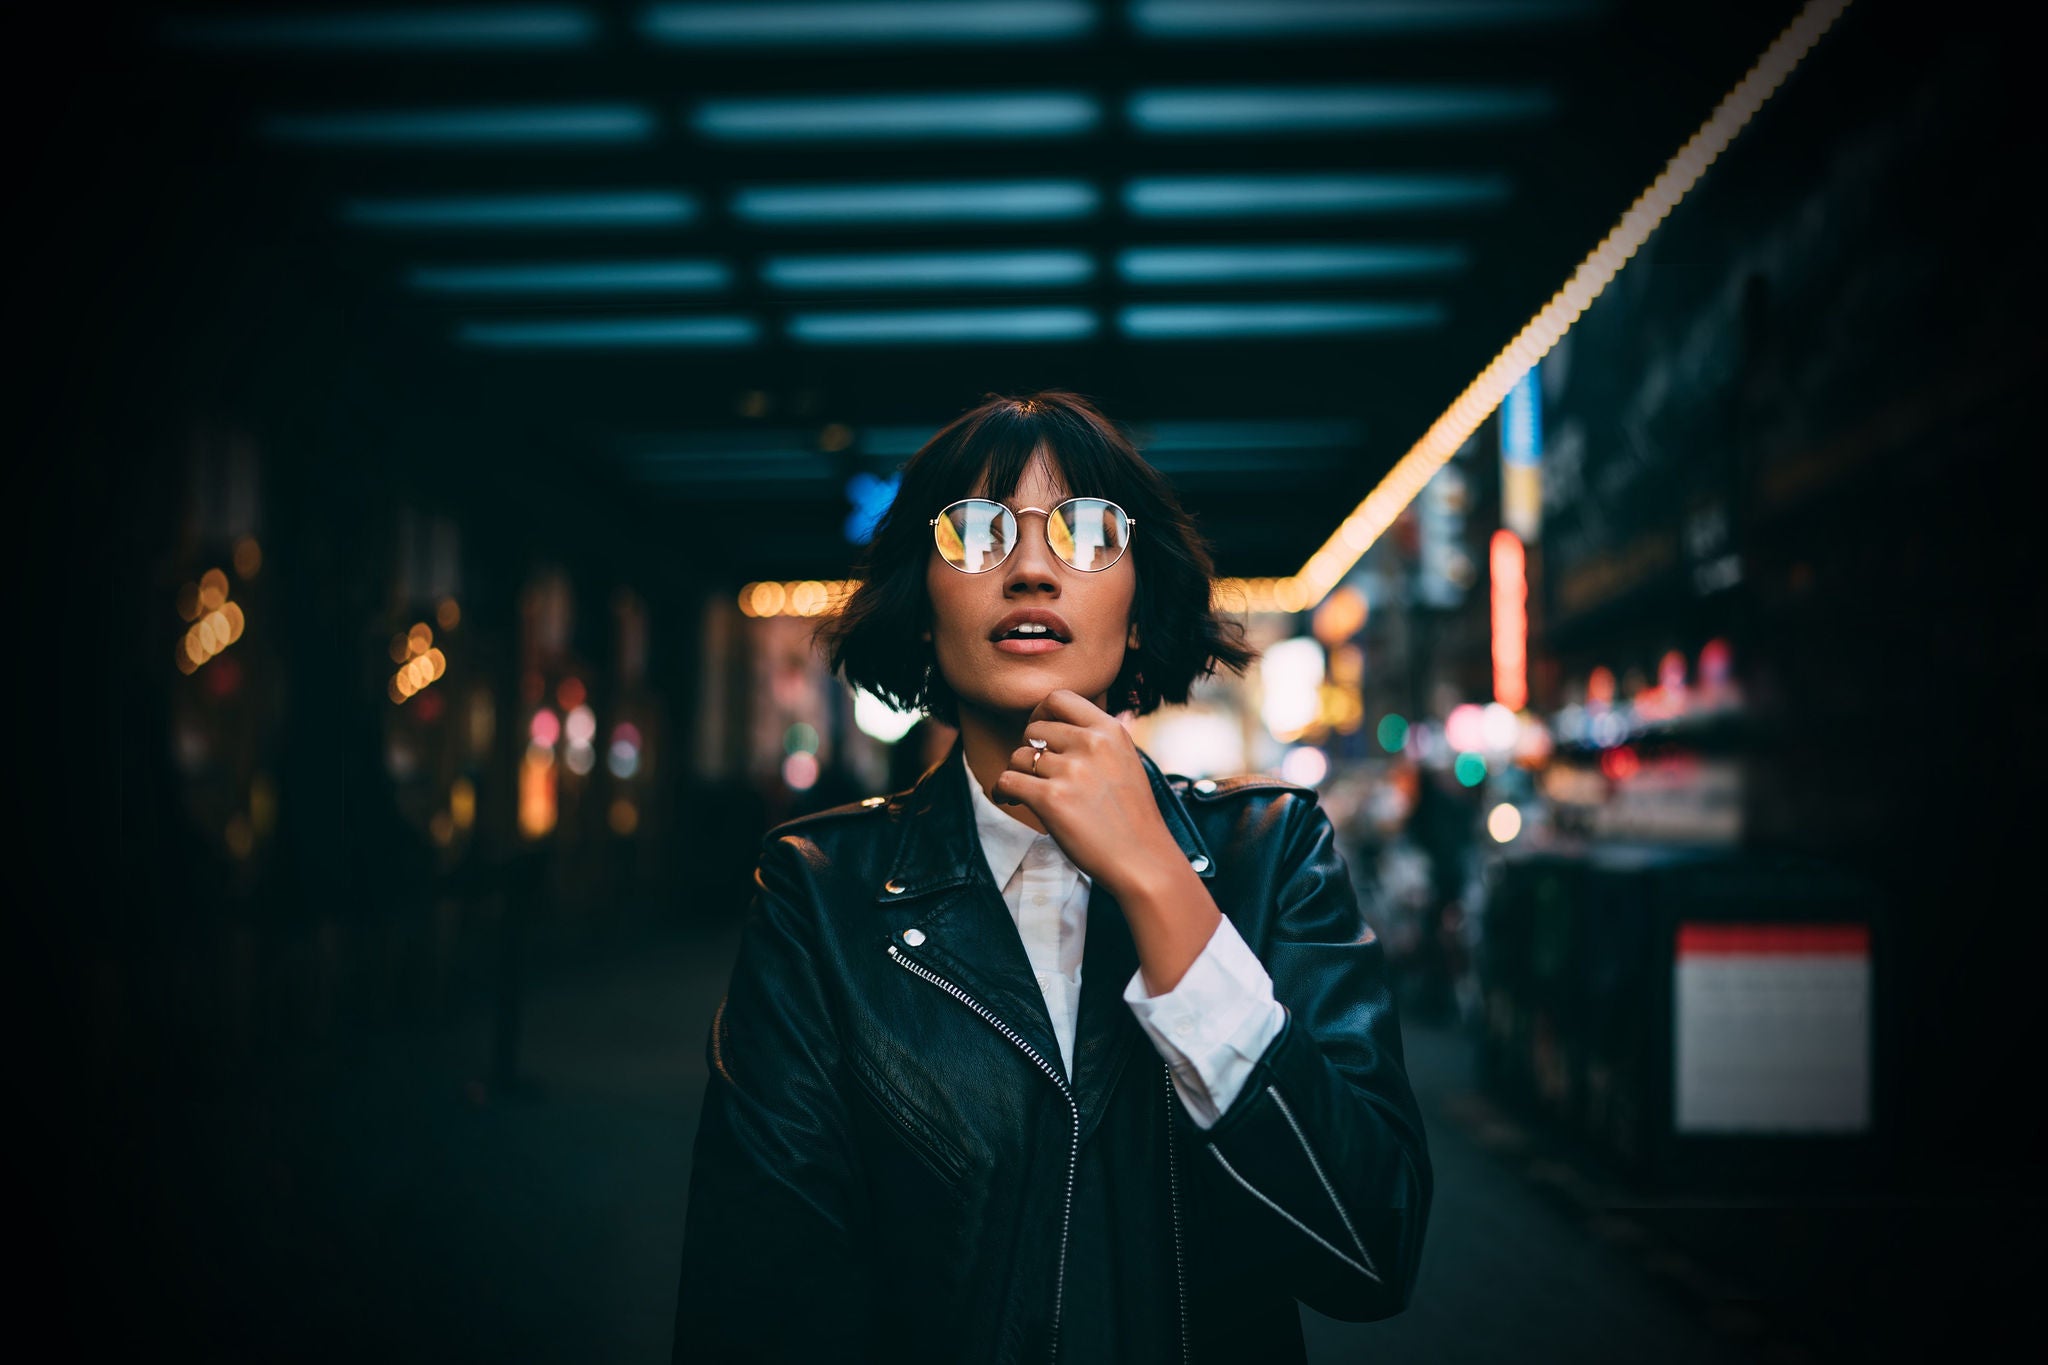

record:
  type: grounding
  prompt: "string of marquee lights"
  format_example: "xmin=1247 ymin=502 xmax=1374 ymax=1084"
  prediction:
xmin=737 ymin=0 xmax=1852 ymax=621
xmin=1285 ymin=0 xmax=1854 ymax=607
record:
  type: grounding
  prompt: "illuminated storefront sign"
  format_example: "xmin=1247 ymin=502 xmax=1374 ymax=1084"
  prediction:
xmin=1490 ymin=529 xmax=1528 ymax=711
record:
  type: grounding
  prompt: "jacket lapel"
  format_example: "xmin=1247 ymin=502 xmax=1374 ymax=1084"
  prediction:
xmin=877 ymin=739 xmax=1068 ymax=1081
xmin=876 ymin=736 xmax=1220 ymax=1122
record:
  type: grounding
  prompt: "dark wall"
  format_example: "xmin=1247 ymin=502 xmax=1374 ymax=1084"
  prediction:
xmin=1525 ymin=1 xmax=2043 ymax=1173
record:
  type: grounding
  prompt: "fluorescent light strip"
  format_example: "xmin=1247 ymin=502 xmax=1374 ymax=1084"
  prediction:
xmin=1121 ymin=301 xmax=1445 ymax=338
xmin=695 ymin=92 xmax=1100 ymax=141
xmin=763 ymin=249 xmax=1095 ymax=290
xmin=458 ymin=315 xmax=760 ymax=347
xmin=1125 ymin=172 xmax=1508 ymax=218
xmin=788 ymin=307 xmax=1098 ymax=344
xmin=344 ymin=191 xmax=697 ymax=229
xmin=409 ymin=260 xmax=731 ymax=294
xmin=733 ymin=180 xmax=1099 ymax=225
xmin=1130 ymin=0 xmax=1597 ymax=40
xmin=1137 ymin=419 xmax=1365 ymax=451
xmin=1129 ymin=86 xmax=1552 ymax=134
xmin=862 ymin=426 xmax=941 ymax=456
xmin=1288 ymin=0 xmax=1854 ymax=607
xmin=641 ymin=2 xmax=1097 ymax=46
xmin=264 ymin=104 xmax=654 ymax=147
xmin=1119 ymin=243 xmax=1465 ymax=285
xmin=162 ymin=7 xmax=598 ymax=51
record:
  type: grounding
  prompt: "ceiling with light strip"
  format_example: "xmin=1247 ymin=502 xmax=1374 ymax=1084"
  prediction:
xmin=146 ymin=1 xmax=1802 ymax=582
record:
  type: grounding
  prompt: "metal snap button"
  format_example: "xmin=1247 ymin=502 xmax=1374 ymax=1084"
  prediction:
xmin=1189 ymin=855 xmax=1211 ymax=873
xmin=884 ymin=878 xmax=905 ymax=895
xmin=903 ymin=928 xmax=926 ymax=947
xmin=1193 ymin=779 xmax=1218 ymax=795
xmin=861 ymin=795 xmax=887 ymax=807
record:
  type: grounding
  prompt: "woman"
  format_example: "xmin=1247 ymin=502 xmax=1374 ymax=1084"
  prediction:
xmin=674 ymin=391 xmax=1430 ymax=1364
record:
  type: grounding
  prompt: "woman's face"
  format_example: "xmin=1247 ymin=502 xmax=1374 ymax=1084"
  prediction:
xmin=925 ymin=449 xmax=1137 ymax=723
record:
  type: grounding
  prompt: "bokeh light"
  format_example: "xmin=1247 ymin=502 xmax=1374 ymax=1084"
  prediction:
xmin=782 ymin=750 xmax=820 ymax=790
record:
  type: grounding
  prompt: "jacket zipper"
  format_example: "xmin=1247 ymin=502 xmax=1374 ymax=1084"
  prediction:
xmin=1163 ymin=1063 xmax=1189 ymax=1365
xmin=887 ymin=943 xmax=1081 ymax=1364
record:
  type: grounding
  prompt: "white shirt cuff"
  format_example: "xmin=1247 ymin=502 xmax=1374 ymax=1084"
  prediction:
xmin=1122 ymin=914 xmax=1287 ymax=1129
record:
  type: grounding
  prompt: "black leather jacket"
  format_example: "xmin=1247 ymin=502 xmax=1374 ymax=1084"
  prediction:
xmin=673 ymin=739 xmax=1431 ymax=1364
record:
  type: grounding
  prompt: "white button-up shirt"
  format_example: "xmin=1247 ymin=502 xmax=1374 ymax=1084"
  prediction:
xmin=963 ymin=750 xmax=1287 ymax=1129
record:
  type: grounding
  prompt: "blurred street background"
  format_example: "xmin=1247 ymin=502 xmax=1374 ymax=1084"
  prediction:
xmin=24 ymin=2 xmax=2044 ymax=1360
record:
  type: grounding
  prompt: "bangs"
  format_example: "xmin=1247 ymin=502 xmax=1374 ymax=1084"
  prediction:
xmin=916 ymin=400 xmax=1143 ymax=515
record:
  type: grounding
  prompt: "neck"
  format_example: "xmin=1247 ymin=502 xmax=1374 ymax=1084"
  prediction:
xmin=957 ymin=706 xmax=1048 ymax=834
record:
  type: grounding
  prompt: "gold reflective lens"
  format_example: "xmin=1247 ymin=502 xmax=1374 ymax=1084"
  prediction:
xmin=1051 ymin=499 xmax=1128 ymax=573
xmin=935 ymin=500 xmax=1015 ymax=573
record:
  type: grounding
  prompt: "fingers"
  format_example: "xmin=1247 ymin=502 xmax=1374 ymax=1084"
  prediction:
xmin=990 ymin=768 xmax=1044 ymax=809
xmin=1029 ymin=688 xmax=1111 ymax=727
xmin=1020 ymin=719 xmax=1091 ymax=753
xmin=1009 ymin=743 xmax=1064 ymax=781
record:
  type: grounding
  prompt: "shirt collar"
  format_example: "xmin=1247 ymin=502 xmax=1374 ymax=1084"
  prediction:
xmin=961 ymin=746 xmax=1085 ymax=892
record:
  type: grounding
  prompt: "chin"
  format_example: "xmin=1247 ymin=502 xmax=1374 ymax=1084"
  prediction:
xmin=964 ymin=668 xmax=1112 ymax=716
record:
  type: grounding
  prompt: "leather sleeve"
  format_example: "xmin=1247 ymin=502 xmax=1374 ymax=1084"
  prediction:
xmin=673 ymin=836 xmax=877 ymax=1362
xmin=1188 ymin=795 xmax=1433 ymax=1321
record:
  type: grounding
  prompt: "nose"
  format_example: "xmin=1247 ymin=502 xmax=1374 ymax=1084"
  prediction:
xmin=1003 ymin=508 xmax=1060 ymax=596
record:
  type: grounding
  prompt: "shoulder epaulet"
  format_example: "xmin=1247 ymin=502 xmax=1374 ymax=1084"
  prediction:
xmin=1169 ymin=773 xmax=1316 ymax=800
xmin=764 ymin=791 xmax=903 ymax=843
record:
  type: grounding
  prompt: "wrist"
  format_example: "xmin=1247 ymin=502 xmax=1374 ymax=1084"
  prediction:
xmin=1102 ymin=833 xmax=1195 ymax=906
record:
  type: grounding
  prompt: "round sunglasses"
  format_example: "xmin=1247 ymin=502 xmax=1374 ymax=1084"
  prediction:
xmin=930 ymin=497 xmax=1135 ymax=574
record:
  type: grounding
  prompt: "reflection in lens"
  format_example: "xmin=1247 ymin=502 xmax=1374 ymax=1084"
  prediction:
xmin=1054 ymin=499 xmax=1125 ymax=571
xmin=941 ymin=500 xmax=1013 ymax=572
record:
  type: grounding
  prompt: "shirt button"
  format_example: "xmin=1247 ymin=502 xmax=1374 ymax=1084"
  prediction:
xmin=1032 ymin=894 xmax=1047 ymax=906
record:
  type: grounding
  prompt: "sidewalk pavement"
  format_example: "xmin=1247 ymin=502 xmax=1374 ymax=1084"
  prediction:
xmin=68 ymin=922 xmax=1920 ymax=1363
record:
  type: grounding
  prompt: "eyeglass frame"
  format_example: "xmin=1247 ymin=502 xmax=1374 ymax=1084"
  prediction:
xmin=928 ymin=496 xmax=1136 ymax=574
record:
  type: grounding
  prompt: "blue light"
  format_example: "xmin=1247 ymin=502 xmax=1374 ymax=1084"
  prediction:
xmin=641 ymin=2 xmax=1098 ymax=46
xmin=1124 ymin=172 xmax=1510 ymax=218
xmin=763 ymin=249 xmax=1095 ymax=291
xmin=263 ymin=104 xmax=654 ymax=147
xmin=1118 ymin=243 xmax=1466 ymax=285
xmin=1129 ymin=86 xmax=1551 ymax=134
xmin=789 ymin=308 xmax=1098 ymax=344
xmin=1129 ymin=0 xmax=1598 ymax=40
xmin=733 ymin=181 xmax=1099 ymax=226
xmin=1119 ymin=300 xmax=1446 ymax=339
xmin=409 ymin=260 xmax=731 ymax=294
xmin=162 ymin=7 xmax=598 ymax=51
xmin=695 ymin=92 xmax=1100 ymax=141
xmin=344 ymin=191 xmax=698 ymax=230
xmin=845 ymin=472 xmax=902 ymax=544
xmin=457 ymin=316 xmax=760 ymax=347
xmin=1502 ymin=368 xmax=1543 ymax=464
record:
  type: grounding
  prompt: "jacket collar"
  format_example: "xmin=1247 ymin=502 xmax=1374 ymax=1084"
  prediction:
xmin=878 ymin=734 xmax=1215 ymax=905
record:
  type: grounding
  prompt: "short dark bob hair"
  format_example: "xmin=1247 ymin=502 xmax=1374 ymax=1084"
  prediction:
xmin=815 ymin=390 xmax=1257 ymax=727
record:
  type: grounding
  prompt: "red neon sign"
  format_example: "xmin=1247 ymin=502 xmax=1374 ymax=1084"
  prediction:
xmin=1491 ymin=529 xmax=1527 ymax=712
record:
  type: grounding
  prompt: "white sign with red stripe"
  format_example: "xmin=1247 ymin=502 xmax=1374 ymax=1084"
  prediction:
xmin=1673 ymin=923 xmax=1871 ymax=1135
